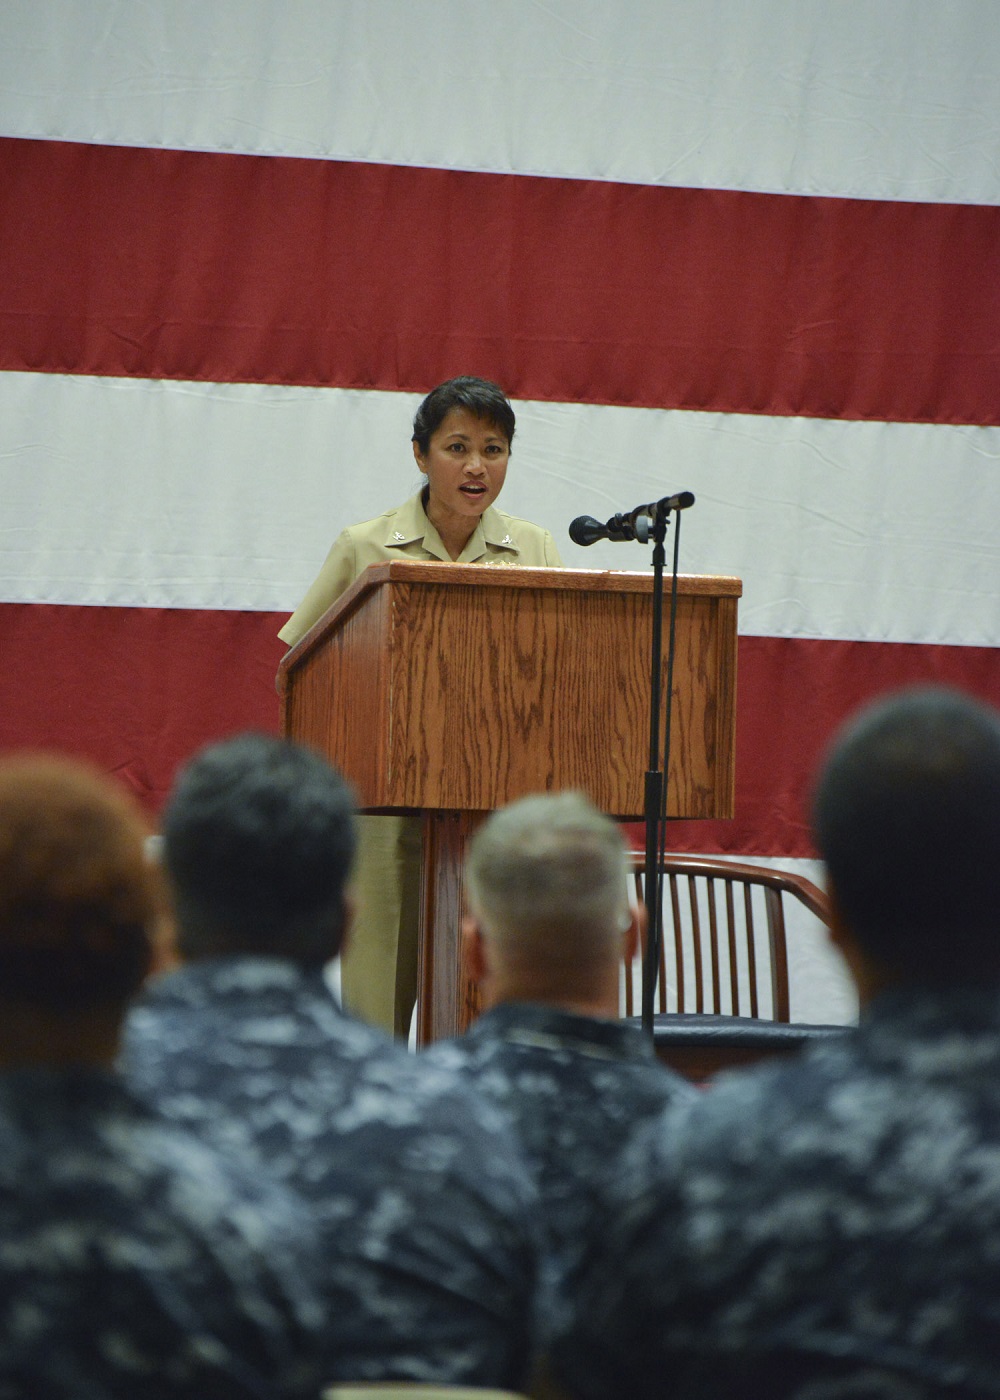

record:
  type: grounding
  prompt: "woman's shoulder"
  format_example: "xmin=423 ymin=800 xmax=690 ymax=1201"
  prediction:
xmin=489 ymin=505 xmax=555 ymax=538
xmin=341 ymin=495 xmax=422 ymax=543
xmin=486 ymin=507 xmax=563 ymax=565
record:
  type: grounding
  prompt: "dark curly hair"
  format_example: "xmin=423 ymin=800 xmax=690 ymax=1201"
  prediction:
xmin=0 ymin=755 xmax=157 ymax=1012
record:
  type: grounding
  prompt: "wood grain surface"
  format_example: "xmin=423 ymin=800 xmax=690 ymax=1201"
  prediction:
xmin=279 ymin=562 xmax=740 ymax=820
xmin=279 ymin=562 xmax=741 ymax=1041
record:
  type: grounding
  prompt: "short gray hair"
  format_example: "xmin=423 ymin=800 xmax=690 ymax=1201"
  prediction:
xmin=465 ymin=792 xmax=630 ymax=964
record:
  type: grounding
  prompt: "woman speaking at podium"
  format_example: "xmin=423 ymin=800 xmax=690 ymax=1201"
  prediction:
xmin=279 ymin=376 xmax=562 ymax=1037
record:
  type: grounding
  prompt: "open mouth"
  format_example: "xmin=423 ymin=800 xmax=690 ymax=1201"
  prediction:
xmin=460 ymin=483 xmax=488 ymax=498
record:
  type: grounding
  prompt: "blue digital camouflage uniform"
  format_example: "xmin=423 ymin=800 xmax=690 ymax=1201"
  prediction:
xmin=549 ymin=984 xmax=1000 ymax=1400
xmin=121 ymin=957 xmax=539 ymax=1388
xmin=0 ymin=1065 xmax=325 ymax=1400
xmin=424 ymin=1002 xmax=695 ymax=1302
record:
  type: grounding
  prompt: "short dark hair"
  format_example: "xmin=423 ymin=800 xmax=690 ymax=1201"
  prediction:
xmin=411 ymin=376 xmax=516 ymax=454
xmin=813 ymin=686 xmax=1000 ymax=984
xmin=0 ymin=754 xmax=157 ymax=1013
xmin=162 ymin=734 xmax=356 ymax=964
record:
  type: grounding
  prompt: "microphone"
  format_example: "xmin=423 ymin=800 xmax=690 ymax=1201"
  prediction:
xmin=569 ymin=514 xmax=624 ymax=546
xmin=568 ymin=492 xmax=695 ymax=547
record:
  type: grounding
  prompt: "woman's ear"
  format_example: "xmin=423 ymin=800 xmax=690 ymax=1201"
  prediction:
xmin=412 ymin=439 xmax=427 ymax=474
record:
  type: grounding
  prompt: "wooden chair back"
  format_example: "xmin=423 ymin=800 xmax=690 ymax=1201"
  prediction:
xmin=623 ymin=854 xmax=831 ymax=1021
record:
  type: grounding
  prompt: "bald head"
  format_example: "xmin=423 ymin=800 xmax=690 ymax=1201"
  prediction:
xmin=465 ymin=793 xmax=633 ymax=1010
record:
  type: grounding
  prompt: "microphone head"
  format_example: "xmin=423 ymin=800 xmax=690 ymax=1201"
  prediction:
xmin=568 ymin=515 xmax=607 ymax=547
xmin=675 ymin=491 xmax=695 ymax=510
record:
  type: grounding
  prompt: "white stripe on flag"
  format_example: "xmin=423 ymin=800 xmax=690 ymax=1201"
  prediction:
xmin=1 ymin=2 xmax=998 ymax=204
xmin=3 ymin=371 xmax=999 ymax=650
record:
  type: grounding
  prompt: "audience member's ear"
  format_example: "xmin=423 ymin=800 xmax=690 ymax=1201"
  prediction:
xmin=337 ymin=892 xmax=356 ymax=960
xmin=622 ymin=901 xmax=644 ymax=966
xmin=142 ymin=837 xmax=178 ymax=978
xmin=147 ymin=908 xmax=181 ymax=978
xmin=825 ymin=883 xmax=858 ymax=966
xmin=461 ymin=915 xmax=489 ymax=986
xmin=825 ymin=882 xmax=890 ymax=1009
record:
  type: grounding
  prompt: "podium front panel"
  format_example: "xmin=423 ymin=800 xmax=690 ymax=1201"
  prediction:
xmin=280 ymin=563 xmax=740 ymax=820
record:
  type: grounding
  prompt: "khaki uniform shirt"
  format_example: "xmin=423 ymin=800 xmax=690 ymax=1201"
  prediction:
xmin=279 ymin=491 xmax=564 ymax=647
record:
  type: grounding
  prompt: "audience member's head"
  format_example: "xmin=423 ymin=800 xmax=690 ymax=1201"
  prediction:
xmin=0 ymin=753 xmax=158 ymax=1064
xmin=464 ymin=791 xmax=637 ymax=1015
xmin=813 ymin=685 xmax=1000 ymax=990
xmin=163 ymin=733 xmax=356 ymax=965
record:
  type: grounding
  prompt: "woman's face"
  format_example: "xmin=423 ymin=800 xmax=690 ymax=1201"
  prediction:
xmin=413 ymin=407 xmax=509 ymax=526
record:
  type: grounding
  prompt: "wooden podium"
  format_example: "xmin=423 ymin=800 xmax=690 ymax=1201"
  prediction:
xmin=277 ymin=561 xmax=741 ymax=1043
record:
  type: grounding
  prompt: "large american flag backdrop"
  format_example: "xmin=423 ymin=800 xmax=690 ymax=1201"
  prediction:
xmin=2 ymin=3 xmax=999 ymax=1019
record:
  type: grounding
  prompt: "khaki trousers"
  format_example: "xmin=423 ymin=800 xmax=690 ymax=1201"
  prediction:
xmin=341 ymin=814 xmax=422 ymax=1038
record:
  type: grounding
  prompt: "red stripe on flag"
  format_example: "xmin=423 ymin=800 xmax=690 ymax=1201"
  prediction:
xmin=0 ymin=604 xmax=286 ymax=811
xmin=2 ymin=137 xmax=999 ymax=424
xmin=658 ymin=635 xmax=1000 ymax=857
xmin=3 ymin=602 xmax=999 ymax=844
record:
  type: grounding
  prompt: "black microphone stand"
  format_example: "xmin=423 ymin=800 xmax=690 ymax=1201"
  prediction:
xmin=640 ymin=506 xmax=685 ymax=1038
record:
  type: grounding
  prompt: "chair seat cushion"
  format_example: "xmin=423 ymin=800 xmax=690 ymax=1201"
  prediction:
xmin=628 ymin=1014 xmax=849 ymax=1050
